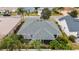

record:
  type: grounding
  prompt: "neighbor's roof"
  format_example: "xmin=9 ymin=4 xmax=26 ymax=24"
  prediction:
xmin=0 ymin=7 xmax=17 ymax=12
xmin=59 ymin=15 xmax=79 ymax=32
xmin=17 ymin=16 xmax=61 ymax=40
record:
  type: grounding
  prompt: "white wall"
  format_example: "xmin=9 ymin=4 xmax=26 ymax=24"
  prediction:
xmin=38 ymin=10 xmax=42 ymax=16
xmin=69 ymin=32 xmax=77 ymax=37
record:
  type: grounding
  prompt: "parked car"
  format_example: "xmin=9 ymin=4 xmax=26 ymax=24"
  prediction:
xmin=3 ymin=10 xmax=11 ymax=16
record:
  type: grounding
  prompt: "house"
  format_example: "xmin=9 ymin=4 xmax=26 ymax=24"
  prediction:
xmin=17 ymin=16 xmax=61 ymax=40
xmin=60 ymin=7 xmax=74 ymax=16
xmin=38 ymin=8 xmax=44 ymax=16
xmin=0 ymin=7 xmax=17 ymax=12
xmin=37 ymin=7 xmax=52 ymax=16
xmin=59 ymin=15 xmax=79 ymax=37
xmin=0 ymin=7 xmax=17 ymax=15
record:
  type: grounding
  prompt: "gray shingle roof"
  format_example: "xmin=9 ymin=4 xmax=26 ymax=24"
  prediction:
xmin=59 ymin=15 xmax=79 ymax=32
xmin=17 ymin=16 xmax=60 ymax=40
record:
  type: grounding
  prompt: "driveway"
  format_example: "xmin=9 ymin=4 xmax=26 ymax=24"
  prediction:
xmin=0 ymin=16 xmax=21 ymax=39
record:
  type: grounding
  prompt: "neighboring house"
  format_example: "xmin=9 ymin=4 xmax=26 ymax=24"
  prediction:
xmin=0 ymin=7 xmax=17 ymax=15
xmin=38 ymin=8 xmax=44 ymax=16
xmin=38 ymin=7 xmax=52 ymax=16
xmin=59 ymin=15 xmax=79 ymax=37
xmin=60 ymin=7 xmax=74 ymax=16
xmin=17 ymin=16 xmax=61 ymax=40
xmin=0 ymin=7 xmax=17 ymax=12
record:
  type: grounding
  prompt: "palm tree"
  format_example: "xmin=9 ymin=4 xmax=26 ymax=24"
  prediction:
xmin=27 ymin=9 xmax=30 ymax=16
xmin=16 ymin=8 xmax=25 ymax=22
xmin=41 ymin=8 xmax=51 ymax=19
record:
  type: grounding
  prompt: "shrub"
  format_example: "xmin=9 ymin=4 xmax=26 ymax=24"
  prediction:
xmin=40 ymin=44 xmax=50 ymax=49
xmin=0 ymin=34 xmax=23 ymax=50
xmin=49 ymin=35 xmax=72 ymax=50
xmin=52 ymin=7 xmax=63 ymax=15
xmin=49 ymin=40 xmax=60 ymax=50
xmin=29 ymin=40 xmax=41 ymax=49
xmin=69 ymin=10 xmax=78 ymax=18
xmin=16 ymin=35 xmax=25 ymax=43
xmin=56 ymin=36 xmax=68 ymax=44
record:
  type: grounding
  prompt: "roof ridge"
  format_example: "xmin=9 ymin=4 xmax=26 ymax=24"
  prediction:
xmin=45 ymin=21 xmax=59 ymax=31
xmin=46 ymin=21 xmax=61 ymax=34
xmin=44 ymin=29 xmax=54 ymax=38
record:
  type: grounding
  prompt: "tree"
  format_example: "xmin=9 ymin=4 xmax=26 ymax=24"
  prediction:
xmin=41 ymin=8 xmax=51 ymax=19
xmin=53 ymin=7 xmax=64 ymax=11
xmin=69 ymin=10 xmax=78 ymax=18
xmin=0 ymin=34 xmax=23 ymax=51
xmin=69 ymin=35 xmax=76 ymax=42
xmin=57 ymin=7 xmax=64 ymax=10
xmin=16 ymin=8 xmax=25 ymax=22
xmin=24 ymin=10 xmax=27 ymax=16
xmin=27 ymin=9 xmax=30 ymax=16
xmin=52 ymin=8 xmax=60 ymax=14
xmin=34 ymin=7 xmax=39 ymax=14
xmin=52 ymin=7 xmax=63 ymax=15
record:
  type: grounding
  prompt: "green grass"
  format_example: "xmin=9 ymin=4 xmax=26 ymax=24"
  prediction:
xmin=26 ymin=13 xmax=39 ymax=16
